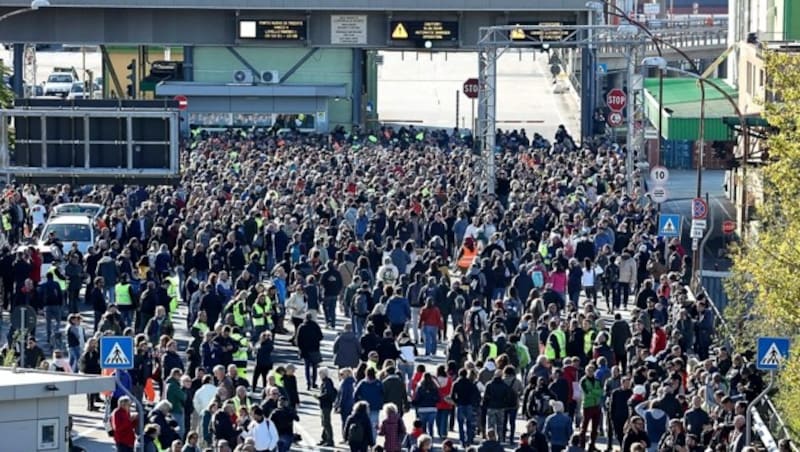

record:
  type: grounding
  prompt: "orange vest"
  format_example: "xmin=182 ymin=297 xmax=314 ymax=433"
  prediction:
xmin=457 ymin=246 xmax=477 ymax=270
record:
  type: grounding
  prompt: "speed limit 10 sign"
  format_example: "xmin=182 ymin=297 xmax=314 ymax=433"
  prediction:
xmin=650 ymin=165 xmax=670 ymax=185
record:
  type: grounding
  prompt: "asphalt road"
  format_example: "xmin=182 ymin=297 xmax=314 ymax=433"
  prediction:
xmin=650 ymin=169 xmax=734 ymax=271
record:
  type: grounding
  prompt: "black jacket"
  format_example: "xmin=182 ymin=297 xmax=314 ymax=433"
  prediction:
xmin=451 ymin=376 xmax=480 ymax=407
xmin=483 ymin=376 xmax=513 ymax=410
xmin=318 ymin=376 xmax=337 ymax=410
xmin=297 ymin=320 xmax=323 ymax=358
xmin=212 ymin=410 xmax=238 ymax=445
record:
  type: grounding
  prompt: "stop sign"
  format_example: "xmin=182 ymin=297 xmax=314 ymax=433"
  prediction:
xmin=606 ymin=88 xmax=627 ymax=112
xmin=463 ymin=78 xmax=480 ymax=99
xmin=174 ymin=95 xmax=188 ymax=111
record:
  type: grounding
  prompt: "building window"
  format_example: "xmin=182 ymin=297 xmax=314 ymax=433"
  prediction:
xmin=37 ymin=418 xmax=59 ymax=450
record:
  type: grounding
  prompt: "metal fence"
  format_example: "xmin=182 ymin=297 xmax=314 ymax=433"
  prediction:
xmin=695 ymin=283 xmax=796 ymax=450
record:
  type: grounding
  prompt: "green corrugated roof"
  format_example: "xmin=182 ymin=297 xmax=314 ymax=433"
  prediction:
xmin=643 ymin=77 xmax=739 ymax=140
xmin=644 ymin=77 xmax=738 ymax=117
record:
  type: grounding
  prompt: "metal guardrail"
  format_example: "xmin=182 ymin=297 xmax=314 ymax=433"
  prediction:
xmin=597 ymin=28 xmax=727 ymax=55
xmin=695 ymin=284 xmax=796 ymax=451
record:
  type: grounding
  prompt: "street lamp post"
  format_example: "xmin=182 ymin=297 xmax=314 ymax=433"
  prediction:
xmin=0 ymin=0 xmax=50 ymax=22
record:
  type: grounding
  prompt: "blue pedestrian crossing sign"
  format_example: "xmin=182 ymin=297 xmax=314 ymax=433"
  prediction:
xmin=757 ymin=336 xmax=790 ymax=371
xmin=100 ymin=336 xmax=134 ymax=370
xmin=658 ymin=214 xmax=682 ymax=237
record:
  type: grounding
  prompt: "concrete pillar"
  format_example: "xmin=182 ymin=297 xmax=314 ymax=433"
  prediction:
xmin=351 ymin=48 xmax=364 ymax=128
xmin=182 ymin=46 xmax=194 ymax=82
xmin=12 ymin=43 xmax=24 ymax=97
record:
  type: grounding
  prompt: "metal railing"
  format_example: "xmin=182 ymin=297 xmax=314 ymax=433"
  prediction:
xmin=597 ymin=27 xmax=727 ymax=55
xmin=695 ymin=285 xmax=797 ymax=450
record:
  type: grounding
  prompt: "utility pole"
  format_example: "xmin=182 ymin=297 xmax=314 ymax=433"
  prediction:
xmin=626 ymin=45 xmax=636 ymax=195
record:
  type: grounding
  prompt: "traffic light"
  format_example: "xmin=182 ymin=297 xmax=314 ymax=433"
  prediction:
xmin=126 ymin=59 xmax=136 ymax=99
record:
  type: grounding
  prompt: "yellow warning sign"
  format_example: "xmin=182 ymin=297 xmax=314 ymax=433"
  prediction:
xmin=510 ymin=25 xmax=526 ymax=40
xmin=392 ymin=22 xmax=409 ymax=39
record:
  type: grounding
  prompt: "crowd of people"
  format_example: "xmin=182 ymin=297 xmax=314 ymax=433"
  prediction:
xmin=0 ymin=123 xmax=777 ymax=452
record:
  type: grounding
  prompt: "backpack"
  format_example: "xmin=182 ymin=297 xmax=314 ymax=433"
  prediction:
xmin=468 ymin=309 xmax=485 ymax=335
xmin=347 ymin=420 xmax=366 ymax=444
xmin=354 ymin=293 xmax=369 ymax=317
xmin=531 ymin=270 xmax=545 ymax=288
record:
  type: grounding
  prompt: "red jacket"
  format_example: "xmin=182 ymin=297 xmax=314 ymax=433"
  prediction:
xmin=111 ymin=407 xmax=136 ymax=447
xmin=563 ymin=365 xmax=578 ymax=402
xmin=436 ymin=377 xmax=454 ymax=410
xmin=418 ymin=306 xmax=444 ymax=329
xmin=651 ymin=327 xmax=668 ymax=355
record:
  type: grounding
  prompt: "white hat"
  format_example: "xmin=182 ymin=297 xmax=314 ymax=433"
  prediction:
xmin=633 ymin=385 xmax=647 ymax=396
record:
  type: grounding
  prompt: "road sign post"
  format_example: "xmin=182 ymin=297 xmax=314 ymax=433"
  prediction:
xmin=173 ymin=95 xmax=188 ymax=111
xmin=658 ymin=214 xmax=681 ymax=237
xmin=100 ymin=336 xmax=143 ymax=452
xmin=606 ymin=88 xmax=627 ymax=112
xmin=747 ymin=337 xmax=791 ymax=446
xmin=100 ymin=336 xmax=134 ymax=370
xmin=691 ymin=197 xmax=708 ymax=220
xmin=650 ymin=186 xmax=668 ymax=204
xmin=723 ymin=220 xmax=736 ymax=235
xmin=462 ymin=78 xmax=479 ymax=99
xmin=607 ymin=111 xmax=623 ymax=128
xmin=650 ymin=165 xmax=670 ymax=185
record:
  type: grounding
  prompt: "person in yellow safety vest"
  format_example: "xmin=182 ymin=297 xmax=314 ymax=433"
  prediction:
xmin=272 ymin=367 xmax=285 ymax=388
xmin=1 ymin=211 xmax=11 ymax=236
xmin=142 ymin=423 xmax=163 ymax=452
xmin=456 ymin=237 xmax=479 ymax=272
xmin=190 ymin=310 xmax=209 ymax=351
xmin=479 ymin=331 xmax=498 ymax=361
xmin=545 ymin=319 xmax=567 ymax=364
xmin=366 ymin=351 xmax=380 ymax=371
xmin=251 ymin=294 xmax=271 ymax=341
xmin=230 ymin=329 xmax=249 ymax=379
xmin=165 ymin=274 xmax=180 ymax=315
xmin=114 ymin=274 xmax=136 ymax=328
xmin=231 ymin=295 xmax=248 ymax=330
xmin=583 ymin=318 xmax=597 ymax=357
xmin=227 ymin=385 xmax=253 ymax=414
xmin=47 ymin=264 xmax=67 ymax=291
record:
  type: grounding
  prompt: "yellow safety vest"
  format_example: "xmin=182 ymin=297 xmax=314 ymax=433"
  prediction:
xmin=366 ymin=360 xmax=378 ymax=370
xmin=115 ymin=283 xmax=132 ymax=306
xmin=545 ymin=329 xmax=566 ymax=360
xmin=153 ymin=438 xmax=164 ymax=452
xmin=275 ymin=373 xmax=284 ymax=387
xmin=193 ymin=320 xmax=209 ymax=335
xmin=1 ymin=214 xmax=10 ymax=231
xmin=48 ymin=268 xmax=66 ymax=291
xmin=485 ymin=342 xmax=498 ymax=359
xmin=252 ymin=303 xmax=267 ymax=327
xmin=584 ymin=329 xmax=595 ymax=355
xmin=232 ymin=300 xmax=246 ymax=327
xmin=167 ymin=276 xmax=180 ymax=313
xmin=231 ymin=333 xmax=248 ymax=376
xmin=255 ymin=218 xmax=263 ymax=230
xmin=229 ymin=396 xmax=253 ymax=414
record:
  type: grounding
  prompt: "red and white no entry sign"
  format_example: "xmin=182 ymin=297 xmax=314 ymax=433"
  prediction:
xmin=606 ymin=88 xmax=626 ymax=112
xmin=174 ymin=95 xmax=188 ymax=111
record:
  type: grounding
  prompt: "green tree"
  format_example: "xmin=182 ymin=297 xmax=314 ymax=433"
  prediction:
xmin=727 ymin=50 xmax=800 ymax=437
